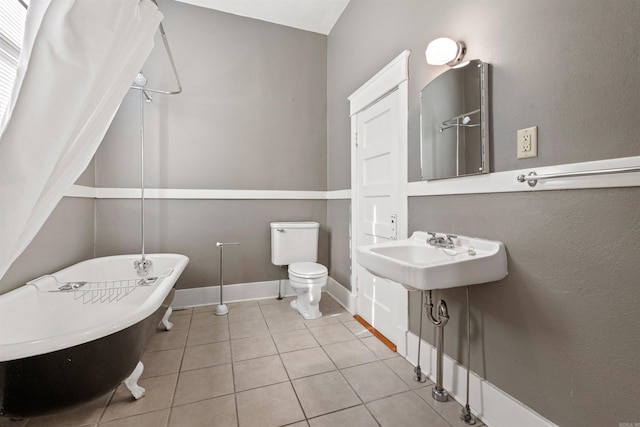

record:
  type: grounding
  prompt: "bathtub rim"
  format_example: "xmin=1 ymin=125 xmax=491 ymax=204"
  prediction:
xmin=0 ymin=253 xmax=188 ymax=362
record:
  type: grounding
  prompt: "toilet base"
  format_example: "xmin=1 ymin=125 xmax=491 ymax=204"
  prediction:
xmin=290 ymin=298 xmax=322 ymax=320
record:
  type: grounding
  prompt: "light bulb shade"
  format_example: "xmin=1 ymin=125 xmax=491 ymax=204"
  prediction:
xmin=425 ymin=38 xmax=466 ymax=66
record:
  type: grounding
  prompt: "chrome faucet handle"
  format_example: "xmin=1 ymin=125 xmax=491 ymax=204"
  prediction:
xmin=445 ymin=234 xmax=457 ymax=249
xmin=426 ymin=232 xmax=438 ymax=244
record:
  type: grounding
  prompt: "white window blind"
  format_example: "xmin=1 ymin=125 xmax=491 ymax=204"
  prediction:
xmin=0 ymin=0 xmax=27 ymax=119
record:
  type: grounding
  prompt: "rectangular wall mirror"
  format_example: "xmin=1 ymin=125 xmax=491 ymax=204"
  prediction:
xmin=420 ymin=60 xmax=489 ymax=180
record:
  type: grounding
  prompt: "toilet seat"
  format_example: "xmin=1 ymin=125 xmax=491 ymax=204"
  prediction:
xmin=289 ymin=262 xmax=327 ymax=279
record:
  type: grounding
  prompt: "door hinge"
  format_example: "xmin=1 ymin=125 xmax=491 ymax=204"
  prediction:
xmin=355 ymin=132 xmax=358 ymax=147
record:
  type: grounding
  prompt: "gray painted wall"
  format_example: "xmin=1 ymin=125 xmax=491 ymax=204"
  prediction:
xmin=327 ymin=199 xmax=350 ymax=290
xmin=96 ymin=199 xmax=327 ymax=290
xmin=3 ymin=2 xmax=637 ymax=424
xmin=0 ymin=151 xmax=94 ymax=293
xmin=98 ymin=0 xmax=326 ymax=190
xmin=327 ymin=0 xmax=640 ymax=425
xmin=95 ymin=1 xmax=329 ymax=289
xmin=1 ymin=0 xmax=329 ymax=294
xmin=329 ymin=0 xmax=640 ymax=183
xmin=0 ymin=158 xmax=95 ymax=294
xmin=76 ymin=159 xmax=95 ymax=187
xmin=0 ymin=198 xmax=95 ymax=294
xmin=409 ymin=190 xmax=640 ymax=426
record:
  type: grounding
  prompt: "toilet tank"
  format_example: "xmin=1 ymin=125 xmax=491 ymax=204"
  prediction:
xmin=271 ymin=222 xmax=319 ymax=266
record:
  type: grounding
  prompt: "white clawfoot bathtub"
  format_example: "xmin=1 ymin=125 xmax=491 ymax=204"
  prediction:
xmin=0 ymin=253 xmax=189 ymax=417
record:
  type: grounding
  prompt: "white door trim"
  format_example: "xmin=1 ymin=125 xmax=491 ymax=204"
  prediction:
xmin=348 ymin=50 xmax=412 ymax=116
xmin=349 ymin=50 xmax=410 ymax=356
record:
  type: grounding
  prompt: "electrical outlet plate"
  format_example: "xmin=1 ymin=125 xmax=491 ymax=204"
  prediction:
xmin=517 ymin=126 xmax=538 ymax=159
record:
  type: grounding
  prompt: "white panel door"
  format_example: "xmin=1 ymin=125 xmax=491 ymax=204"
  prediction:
xmin=355 ymin=88 xmax=407 ymax=349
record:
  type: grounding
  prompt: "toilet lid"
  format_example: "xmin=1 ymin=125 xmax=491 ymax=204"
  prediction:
xmin=289 ymin=262 xmax=327 ymax=278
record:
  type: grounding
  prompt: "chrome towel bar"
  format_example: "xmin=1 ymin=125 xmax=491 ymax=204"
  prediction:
xmin=517 ymin=166 xmax=640 ymax=187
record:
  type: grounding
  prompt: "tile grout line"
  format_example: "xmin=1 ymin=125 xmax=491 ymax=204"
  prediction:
xmin=265 ymin=299 xmax=358 ymax=425
xmin=96 ymin=386 xmax=118 ymax=426
xmin=107 ymin=318 xmax=182 ymax=422
xmin=268 ymin=303 xmax=308 ymax=425
xmin=258 ymin=299 xmax=309 ymax=425
xmin=222 ymin=309 xmax=240 ymax=427
xmin=21 ymin=296 xmax=478 ymax=427
xmin=165 ymin=308 xmax=194 ymax=426
xmin=331 ymin=340 xmax=387 ymax=426
xmin=96 ymin=309 xmax=194 ymax=427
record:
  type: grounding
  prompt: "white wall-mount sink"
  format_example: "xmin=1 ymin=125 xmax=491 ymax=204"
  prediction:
xmin=357 ymin=231 xmax=508 ymax=291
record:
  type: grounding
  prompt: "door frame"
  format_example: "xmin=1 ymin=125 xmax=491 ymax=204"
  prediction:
xmin=348 ymin=50 xmax=410 ymax=356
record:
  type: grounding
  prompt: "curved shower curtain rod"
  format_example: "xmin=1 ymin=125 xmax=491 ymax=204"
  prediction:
xmin=129 ymin=19 xmax=182 ymax=96
xmin=133 ymin=0 xmax=182 ymax=95
xmin=19 ymin=0 xmax=182 ymax=96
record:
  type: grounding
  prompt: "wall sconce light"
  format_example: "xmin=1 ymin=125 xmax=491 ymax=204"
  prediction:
xmin=425 ymin=37 xmax=466 ymax=67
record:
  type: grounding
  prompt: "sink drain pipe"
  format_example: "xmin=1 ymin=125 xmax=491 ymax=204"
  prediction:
xmin=425 ymin=290 xmax=449 ymax=402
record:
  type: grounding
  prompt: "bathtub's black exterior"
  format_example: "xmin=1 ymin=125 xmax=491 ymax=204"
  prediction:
xmin=0 ymin=288 xmax=174 ymax=418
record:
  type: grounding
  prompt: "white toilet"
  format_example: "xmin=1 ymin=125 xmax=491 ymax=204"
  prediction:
xmin=270 ymin=221 xmax=328 ymax=320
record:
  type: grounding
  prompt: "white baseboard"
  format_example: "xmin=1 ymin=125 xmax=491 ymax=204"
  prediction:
xmin=326 ymin=276 xmax=355 ymax=313
xmin=172 ymin=281 xmax=554 ymax=426
xmin=405 ymin=331 xmax=556 ymax=427
xmin=171 ymin=279 xmax=297 ymax=309
xmin=172 ymin=276 xmax=353 ymax=310
xmin=173 ymin=281 xmax=553 ymax=426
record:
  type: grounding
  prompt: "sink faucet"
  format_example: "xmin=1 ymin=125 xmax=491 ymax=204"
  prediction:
xmin=427 ymin=232 xmax=457 ymax=249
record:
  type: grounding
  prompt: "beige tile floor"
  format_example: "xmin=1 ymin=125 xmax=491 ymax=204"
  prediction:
xmin=2 ymin=295 xmax=486 ymax=427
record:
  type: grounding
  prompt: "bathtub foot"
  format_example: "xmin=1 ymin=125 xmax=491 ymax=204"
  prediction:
xmin=123 ymin=361 xmax=146 ymax=400
xmin=160 ymin=306 xmax=173 ymax=331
